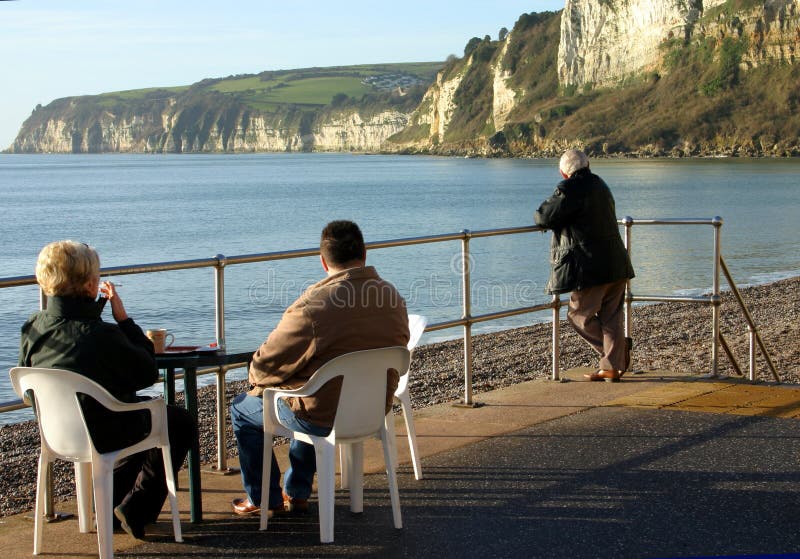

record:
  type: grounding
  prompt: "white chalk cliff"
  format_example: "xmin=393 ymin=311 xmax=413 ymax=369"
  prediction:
xmin=12 ymin=108 xmax=409 ymax=154
xmin=492 ymin=34 xmax=517 ymax=132
xmin=558 ymin=0 xmax=800 ymax=88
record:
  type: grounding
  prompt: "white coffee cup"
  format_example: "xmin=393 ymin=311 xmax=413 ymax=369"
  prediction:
xmin=146 ymin=328 xmax=175 ymax=353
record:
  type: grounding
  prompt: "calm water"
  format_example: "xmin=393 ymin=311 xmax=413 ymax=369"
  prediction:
xmin=1 ymin=153 xmax=799 ymax=423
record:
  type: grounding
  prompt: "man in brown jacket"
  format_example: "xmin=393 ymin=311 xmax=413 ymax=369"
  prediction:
xmin=231 ymin=220 xmax=410 ymax=516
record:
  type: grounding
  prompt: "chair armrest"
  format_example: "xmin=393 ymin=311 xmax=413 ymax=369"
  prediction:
xmin=260 ymin=373 xmax=340 ymax=429
xmin=261 ymin=372 xmax=338 ymax=400
xmin=86 ymin=395 xmax=169 ymax=437
xmin=261 ymin=378 xmax=337 ymax=434
xmin=261 ymin=386 xmax=306 ymax=431
xmin=88 ymin=395 xmax=166 ymax=415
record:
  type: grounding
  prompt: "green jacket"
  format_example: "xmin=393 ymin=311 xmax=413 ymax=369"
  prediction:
xmin=19 ymin=296 xmax=158 ymax=452
xmin=534 ymin=168 xmax=634 ymax=294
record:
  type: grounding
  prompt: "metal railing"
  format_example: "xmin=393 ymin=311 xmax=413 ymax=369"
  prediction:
xmin=0 ymin=217 xmax=781 ymax=470
xmin=620 ymin=217 xmax=779 ymax=383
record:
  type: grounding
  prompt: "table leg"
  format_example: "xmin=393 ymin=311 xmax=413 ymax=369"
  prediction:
xmin=163 ymin=367 xmax=176 ymax=406
xmin=183 ymin=366 xmax=202 ymax=522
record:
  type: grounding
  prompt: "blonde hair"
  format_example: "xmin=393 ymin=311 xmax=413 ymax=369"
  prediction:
xmin=559 ymin=149 xmax=589 ymax=177
xmin=35 ymin=240 xmax=100 ymax=297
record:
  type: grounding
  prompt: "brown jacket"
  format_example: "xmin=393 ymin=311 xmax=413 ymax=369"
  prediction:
xmin=248 ymin=265 xmax=409 ymax=428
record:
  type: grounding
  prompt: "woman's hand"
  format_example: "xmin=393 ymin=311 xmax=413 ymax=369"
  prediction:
xmin=100 ymin=281 xmax=129 ymax=323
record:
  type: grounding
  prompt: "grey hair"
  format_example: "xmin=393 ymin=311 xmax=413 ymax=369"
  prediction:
xmin=35 ymin=240 xmax=100 ymax=297
xmin=559 ymin=149 xmax=589 ymax=177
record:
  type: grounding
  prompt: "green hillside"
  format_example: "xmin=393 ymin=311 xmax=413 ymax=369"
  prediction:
xmin=96 ymin=62 xmax=442 ymax=112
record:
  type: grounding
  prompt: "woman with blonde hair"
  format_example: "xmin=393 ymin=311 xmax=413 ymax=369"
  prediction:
xmin=19 ymin=240 xmax=195 ymax=540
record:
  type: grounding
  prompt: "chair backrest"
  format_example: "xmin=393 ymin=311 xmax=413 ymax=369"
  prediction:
xmin=9 ymin=367 xmax=121 ymax=462
xmin=304 ymin=347 xmax=409 ymax=440
xmin=407 ymin=314 xmax=428 ymax=351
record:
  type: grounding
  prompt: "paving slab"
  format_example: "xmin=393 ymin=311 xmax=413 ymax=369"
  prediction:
xmin=126 ymin=407 xmax=800 ymax=559
xmin=3 ymin=370 xmax=800 ymax=558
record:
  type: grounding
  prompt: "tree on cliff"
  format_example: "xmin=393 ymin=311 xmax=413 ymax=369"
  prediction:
xmin=464 ymin=37 xmax=482 ymax=57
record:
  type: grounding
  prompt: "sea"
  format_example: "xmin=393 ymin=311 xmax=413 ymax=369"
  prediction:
xmin=1 ymin=153 xmax=799 ymax=424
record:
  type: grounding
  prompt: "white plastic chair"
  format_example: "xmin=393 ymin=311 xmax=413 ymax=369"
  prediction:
xmin=9 ymin=367 xmax=182 ymax=559
xmin=259 ymin=346 xmax=410 ymax=543
xmin=341 ymin=315 xmax=428 ymax=486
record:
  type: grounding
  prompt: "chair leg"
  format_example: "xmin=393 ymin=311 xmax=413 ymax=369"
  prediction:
xmin=161 ymin=446 xmax=183 ymax=543
xmin=314 ymin=440 xmax=336 ymax=543
xmin=92 ymin=460 xmax=115 ymax=559
xmin=260 ymin=430 xmax=274 ymax=531
xmin=399 ymin=394 xmax=423 ymax=480
xmin=385 ymin=411 xmax=399 ymax=471
xmin=74 ymin=462 xmax=93 ymax=533
xmin=339 ymin=444 xmax=350 ymax=490
xmin=348 ymin=442 xmax=364 ymax=514
xmin=34 ymin=453 xmax=49 ymax=555
xmin=380 ymin=427 xmax=403 ymax=529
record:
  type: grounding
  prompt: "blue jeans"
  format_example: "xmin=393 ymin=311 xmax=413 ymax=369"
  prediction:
xmin=230 ymin=392 xmax=331 ymax=508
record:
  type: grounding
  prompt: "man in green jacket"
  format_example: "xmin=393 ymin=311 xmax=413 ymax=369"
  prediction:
xmin=534 ymin=150 xmax=635 ymax=382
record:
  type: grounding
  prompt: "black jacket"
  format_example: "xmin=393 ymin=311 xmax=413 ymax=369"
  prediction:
xmin=19 ymin=296 xmax=158 ymax=452
xmin=534 ymin=168 xmax=634 ymax=294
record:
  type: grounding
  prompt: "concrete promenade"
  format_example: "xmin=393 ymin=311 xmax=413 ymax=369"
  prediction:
xmin=3 ymin=368 xmax=800 ymax=558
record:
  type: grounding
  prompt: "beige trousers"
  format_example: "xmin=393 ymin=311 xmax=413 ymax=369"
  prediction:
xmin=567 ymin=279 xmax=628 ymax=372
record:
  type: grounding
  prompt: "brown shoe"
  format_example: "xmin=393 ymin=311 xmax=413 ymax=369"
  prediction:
xmin=232 ymin=497 xmax=260 ymax=516
xmin=283 ymin=492 xmax=309 ymax=514
xmin=584 ymin=369 xmax=621 ymax=383
xmin=232 ymin=497 xmax=286 ymax=517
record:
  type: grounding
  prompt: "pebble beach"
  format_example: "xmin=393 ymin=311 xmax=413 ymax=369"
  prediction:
xmin=1 ymin=276 xmax=798 ymax=518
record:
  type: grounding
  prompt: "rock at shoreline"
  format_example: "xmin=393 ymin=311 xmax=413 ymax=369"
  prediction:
xmin=1 ymin=277 xmax=797 ymax=517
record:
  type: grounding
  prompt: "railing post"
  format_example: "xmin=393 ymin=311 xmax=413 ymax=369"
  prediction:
xmin=213 ymin=255 xmax=229 ymax=471
xmin=748 ymin=327 xmax=757 ymax=382
xmin=214 ymin=254 xmax=227 ymax=350
xmin=213 ymin=369 xmax=231 ymax=472
xmin=551 ymin=294 xmax=561 ymax=381
xmin=622 ymin=216 xmax=633 ymax=341
xmin=461 ymin=230 xmax=473 ymax=406
xmin=711 ymin=217 xmax=723 ymax=377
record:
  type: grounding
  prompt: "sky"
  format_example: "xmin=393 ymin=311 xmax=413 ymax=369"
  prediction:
xmin=0 ymin=1 xmax=565 ymax=149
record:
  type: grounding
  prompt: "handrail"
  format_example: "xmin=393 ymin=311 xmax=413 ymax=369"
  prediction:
xmin=620 ymin=215 xmax=778 ymax=383
xmin=0 ymin=217 xmax=782 ymax=463
xmin=622 ymin=216 xmax=726 ymax=376
xmin=0 ymin=226 xmax=543 ymax=289
xmin=719 ymin=257 xmax=781 ymax=382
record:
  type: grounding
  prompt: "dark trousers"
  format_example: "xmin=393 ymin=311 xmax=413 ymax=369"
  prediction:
xmin=112 ymin=405 xmax=196 ymax=525
xmin=567 ymin=279 xmax=628 ymax=372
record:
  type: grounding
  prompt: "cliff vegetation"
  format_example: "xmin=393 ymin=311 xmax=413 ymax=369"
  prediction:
xmin=394 ymin=1 xmax=800 ymax=157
